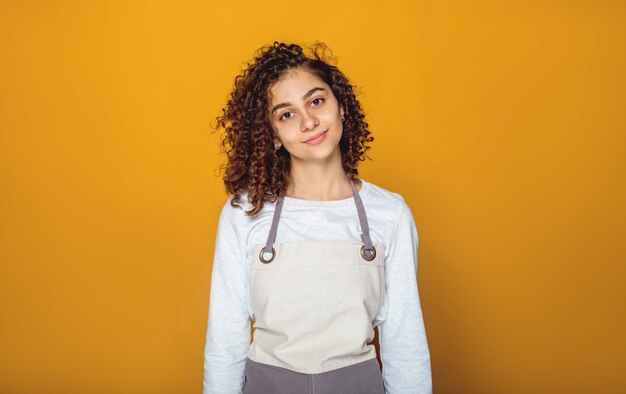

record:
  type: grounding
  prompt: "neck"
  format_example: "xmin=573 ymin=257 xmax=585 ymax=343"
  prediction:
xmin=286 ymin=153 xmax=359 ymax=201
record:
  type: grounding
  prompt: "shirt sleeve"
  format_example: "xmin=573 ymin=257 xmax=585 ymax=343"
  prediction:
xmin=378 ymin=196 xmax=433 ymax=393
xmin=203 ymin=198 xmax=251 ymax=394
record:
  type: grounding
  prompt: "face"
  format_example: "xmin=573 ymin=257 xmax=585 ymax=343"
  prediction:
xmin=267 ymin=67 xmax=345 ymax=163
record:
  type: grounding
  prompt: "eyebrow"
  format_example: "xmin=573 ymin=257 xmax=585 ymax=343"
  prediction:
xmin=271 ymin=87 xmax=327 ymax=115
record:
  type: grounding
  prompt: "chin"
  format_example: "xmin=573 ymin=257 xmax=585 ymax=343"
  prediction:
xmin=311 ymin=142 xmax=342 ymax=160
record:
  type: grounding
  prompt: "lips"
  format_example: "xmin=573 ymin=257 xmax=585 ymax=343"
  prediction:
xmin=304 ymin=130 xmax=328 ymax=144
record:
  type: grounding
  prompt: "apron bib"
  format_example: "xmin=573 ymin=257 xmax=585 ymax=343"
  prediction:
xmin=247 ymin=180 xmax=386 ymax=374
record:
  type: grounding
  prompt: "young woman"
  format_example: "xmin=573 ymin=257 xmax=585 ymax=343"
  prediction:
xmin=203 ymin=41 xmax=432 ymax=394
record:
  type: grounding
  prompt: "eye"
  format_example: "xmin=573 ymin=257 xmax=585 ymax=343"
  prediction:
xmin=278 ymin=98 xmax=325 ymax=122
xmin=279 ymin=112 xmax=293 ymax=121
xmin=311 ymin=97 xmax=325 ymax=106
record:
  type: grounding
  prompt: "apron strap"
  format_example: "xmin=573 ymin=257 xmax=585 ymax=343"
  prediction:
xmin=262 ymin=179 xmax=375 ymax=258
xmin=262 ymin=193 xmax=284 ymax=257
xmin=350 ymin=180 xmax=375 ymax=257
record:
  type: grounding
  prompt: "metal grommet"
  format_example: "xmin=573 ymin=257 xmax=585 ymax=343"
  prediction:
xmin=360 ymin=245 xmax=376 ymax=261
xmin=259 ymin=246 xmax=276 ymax=264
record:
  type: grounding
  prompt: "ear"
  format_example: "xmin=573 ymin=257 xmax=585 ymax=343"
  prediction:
xmin=340 ymin=106 xmax=345 ymax=119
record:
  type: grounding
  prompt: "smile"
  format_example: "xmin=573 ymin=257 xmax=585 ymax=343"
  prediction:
xmin=304 ymin=130 xmax=328 ymax=145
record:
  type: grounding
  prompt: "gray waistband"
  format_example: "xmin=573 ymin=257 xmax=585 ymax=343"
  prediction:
xmin=262 ymin=180 xmax=374 ymax=256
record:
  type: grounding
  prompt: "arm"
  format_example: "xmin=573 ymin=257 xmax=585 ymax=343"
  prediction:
xmin=379 ymin=196 xmax=432 ymax=393
xmin=203 ymin=198 xmax=250 ymax=394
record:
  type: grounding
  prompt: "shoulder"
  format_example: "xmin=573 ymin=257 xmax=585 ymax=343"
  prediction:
xmin=362 ymin=179 xmax=410 ymax=214
xmin=218 ymin=193 xmax=248 ymax=221
xmin=219 ymin=190 xmax=268 ymax=222
xmin=363 ymin=179 xmax=417 ymax=231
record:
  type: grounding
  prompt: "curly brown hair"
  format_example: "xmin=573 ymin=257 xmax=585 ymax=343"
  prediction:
xmin=211 ymin=41 xmax=374 ymax=217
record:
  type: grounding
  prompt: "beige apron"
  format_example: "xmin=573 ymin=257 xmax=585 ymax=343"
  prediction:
xmin=247 ymin=180 xmax=386 ymax=374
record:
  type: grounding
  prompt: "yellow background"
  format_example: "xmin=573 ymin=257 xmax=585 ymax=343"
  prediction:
xmin=1 ymin=1 xmax=624 ymax=393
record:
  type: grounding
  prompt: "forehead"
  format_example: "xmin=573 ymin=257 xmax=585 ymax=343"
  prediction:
xmin=269 ymin=68 xmax=328 ymax=102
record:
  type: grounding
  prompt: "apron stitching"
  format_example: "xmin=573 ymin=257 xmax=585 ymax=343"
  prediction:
xmin=252 ymin=263 xmax=383 ymax=269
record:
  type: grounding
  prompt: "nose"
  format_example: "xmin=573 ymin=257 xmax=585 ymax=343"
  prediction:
xmin=300 ymin=109 xmax=319 ymax=131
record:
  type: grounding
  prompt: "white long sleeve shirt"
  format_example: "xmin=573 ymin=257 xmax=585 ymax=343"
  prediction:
xmin=203 ymin=179 xmax=432 ymax=393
